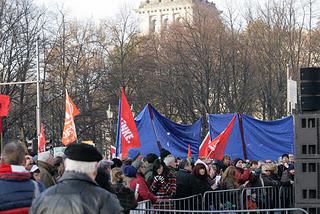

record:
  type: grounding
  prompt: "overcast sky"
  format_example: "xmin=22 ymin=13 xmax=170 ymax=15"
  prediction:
xmin=34 ymin=0 xmax=319 ymax=26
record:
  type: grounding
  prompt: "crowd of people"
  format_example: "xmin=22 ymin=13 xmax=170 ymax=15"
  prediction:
xmin=0 ymin=139 xmax=295 ymax=214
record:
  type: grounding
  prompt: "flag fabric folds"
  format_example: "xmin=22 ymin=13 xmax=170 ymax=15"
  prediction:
xmin=208 ymin=114 xmax=294 ymax=160
xmin=135 ymin=104 xmax=202 ymax=159
xmin=207 ymin=115 xmax=236 ymax=160
xmin=62 ymin=90 xmax=80 ymax=146
xmin=198 ymin=132 xmax=210 ymax=158
xmin=115 ymin=89 xmax=141 ymax=159
xmin=38 ymin=124 xmax=46 ymax=153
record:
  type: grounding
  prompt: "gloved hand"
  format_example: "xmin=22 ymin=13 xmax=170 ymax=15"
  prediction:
xmin=155 ymin=175 xmax=165 ymax=183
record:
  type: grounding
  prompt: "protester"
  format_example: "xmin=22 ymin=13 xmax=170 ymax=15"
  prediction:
xmin=37 ymin=151 xmax=56 ymax=188
xmin=111 ymin=167 xmax=137 ymax=214
xmin=277 ymin=154 xmax=292 ymax=178
xmin=220 ymin=166 xmax=241 ymax=190
xmin=233 ymin=158 xmax=251 ymax=184
xmin=175 ymin=159 xmax=193 ymax=198
xmin=190 ymin=162 xmax=212 ymax=195
xmin=95 ymin=159 xmax=115 ymax=193
xmin=0 ymin=140 xmax=44 ymax=213
xmin=125 ymin=164 xmax=158 ymax=203
xmin=150 ymin=158 xmax=176 ymax=199
xmin=250 ymin=164 xmax=280 ymax=187
xmin=281 ymin=164 xmax=295 ymax=186
xmin=144 ymin=153 xmax=158 ymax=187
xmin=217 ymin=155 xmax=231 ymax=172
xmin=30 ymin=143 xmax=123 ymax=214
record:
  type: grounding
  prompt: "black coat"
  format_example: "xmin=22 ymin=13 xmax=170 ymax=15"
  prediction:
xmin=175 ymin=169 xmax=193 ymax=198
xmin=112 ymin=183 xmax=138 ymax=214
xmin=190 ymin=174 xmax=212 ymax=196
xmin=30 ymin=171 xmax=123 ymax=214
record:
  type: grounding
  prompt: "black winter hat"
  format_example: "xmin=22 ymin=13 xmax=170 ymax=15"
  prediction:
xmin=160 ymin=148 xmax=171 ymax=160
xmin=64 ymin=143 xmax=102 ymax=162
xmin=146 ymin=153 xmax=158 ymax=164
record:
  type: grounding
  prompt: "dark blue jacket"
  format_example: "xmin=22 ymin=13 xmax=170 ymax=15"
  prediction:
xmin=0 ymin=169 xmax=45 ymax=211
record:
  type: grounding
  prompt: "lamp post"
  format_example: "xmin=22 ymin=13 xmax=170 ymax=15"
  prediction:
xmin=105 ymin=104 xmax=114 ymax=158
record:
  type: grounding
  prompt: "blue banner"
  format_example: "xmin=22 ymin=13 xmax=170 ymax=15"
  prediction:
xmin=135 ymin=104 xmax=202 ymax=158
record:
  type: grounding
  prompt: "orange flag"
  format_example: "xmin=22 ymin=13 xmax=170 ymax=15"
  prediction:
xmin=38 ymin=124 xmax=46 ymax=153
xmin=187 ymin=144 xmax=192 ymax=159
xmin=62 ymin=90 xmax=80 ymax=146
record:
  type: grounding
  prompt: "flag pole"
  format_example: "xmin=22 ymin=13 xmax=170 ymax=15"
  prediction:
xmin=36 ymin=38 xmax=41 ymax=151
xmin=147 ymin=103 xmax=162 ymax=152
xmin=238 ymin=113 xmax=248 ymax=160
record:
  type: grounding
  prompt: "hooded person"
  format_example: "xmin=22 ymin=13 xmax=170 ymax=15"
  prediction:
xmin=30 ymin=143 xmax=123 ymax=214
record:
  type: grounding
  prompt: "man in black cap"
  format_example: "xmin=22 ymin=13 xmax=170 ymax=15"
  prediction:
xmin=30 ymin=143 xmax=123 ymax=214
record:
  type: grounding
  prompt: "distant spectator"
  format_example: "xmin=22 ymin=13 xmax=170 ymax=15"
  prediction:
xmin=37 ymin=151 xmax=56 ymax=188
xmin=144 ymin=153 xmax=158 ymax=187
xmin=217 ymin=155 xmax=231 ymax=173
xmin=278 ymin=154 xmax=293 ymax=178
xmin=95 ymin=159 xmax=115 ymax=193
xmin=190 ymin=162 xmax=212 ymax=195
xmin=233 ymin=158 xmax=250 ymax=185
xmin=0 ymin=140 xmax=44 ymax=213
xmin=150 ymin=159 xmax=176 ymax=199
xmin=111 ymin=158 xmax=122 ymax=169
xmin=111 ymin=167 xmax=137 ymax=214
xmin=175 ymin=159 xmax=193 ymax=198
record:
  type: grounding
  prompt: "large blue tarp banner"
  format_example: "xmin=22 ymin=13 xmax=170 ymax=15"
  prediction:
xmin=209 ymin=114 xmax=294 ymax=160
xmin=135 ymin=104 xmax=202 ymax=158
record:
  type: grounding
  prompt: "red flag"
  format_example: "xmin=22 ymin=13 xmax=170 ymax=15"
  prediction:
xmin=0 ymin=95 xmax=10 ymax=117
xmin=38 ymin=124 xmax=46 ymax=153
xmin=199 ymin=132 xmax=210 ymax=157
xmin=207 ymin=115 xmax=236 ymax=160
xmin=187 ymin=144 xmax=192 ymax=159
xmin=119 ymin=88 xmax=141 ymax=158
xmin=62 ymin=90 xmax=80 ymax=146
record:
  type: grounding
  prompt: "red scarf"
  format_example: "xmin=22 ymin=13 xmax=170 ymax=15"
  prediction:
xmin=0 ymin=164 xmax=31 ymax=181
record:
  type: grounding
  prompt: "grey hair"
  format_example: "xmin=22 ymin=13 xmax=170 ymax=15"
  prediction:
xmin=64 ymin=158 xmax=97 ymax=175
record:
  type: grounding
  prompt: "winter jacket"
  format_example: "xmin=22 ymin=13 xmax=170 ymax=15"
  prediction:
xmin=0 ymin=164 xmax=44 ymax=212
xmin=37 ymin=161 xmax=56 ymax=188
xmin=112 ymin=183 xmax=138 ymax=214
xmin=280 ymin=170 xmax=294 ymax=186
xmin=150 ymin=170 xmax=176 ymax=199
xmin=144 ymin=163 xmax=153 ymax=187
xmin=235 ymin=167 xmax=250 ymax=184
xmin=190 ymin=174 xmax=212 ymax=195
xmin=30 ymin=171 xmax=123 ymax=214
xmin=175 ymin=169 xmax=193 ymax=198
xmin=250 ymin=174 xmax=280 ymax=188
xmin=130 ymin=173 xmax=157 ymax=203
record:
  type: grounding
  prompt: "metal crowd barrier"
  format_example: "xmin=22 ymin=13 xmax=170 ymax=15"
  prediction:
xmin=202 ymin=189 xmax=242 ymax=211
xmin=132 ymin=185 xmax=297 ymax=213
xmin=241 ymin=186 xmax=280 ymax=210
xmin=154 ymin=194 xmax=202 ymax=212
xmin=130 ymin=200 xmax=152 ymax=214
xmin=132 ymin=208 xmax=308 ymax=213
xmin=279 ymin=185 xmax=295 ymax=208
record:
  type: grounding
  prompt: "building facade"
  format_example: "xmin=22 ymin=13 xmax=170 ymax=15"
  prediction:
xmin=135 ymin=0 xmax=220 ymax=34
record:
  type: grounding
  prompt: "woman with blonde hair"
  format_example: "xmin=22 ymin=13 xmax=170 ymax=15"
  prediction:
xmin=111 ymin=167 xmax=137 ymax=214
xmin=220 ymin=166 xmax=249 ymax=190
